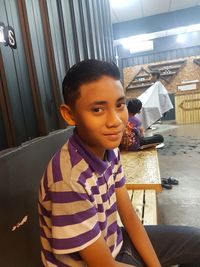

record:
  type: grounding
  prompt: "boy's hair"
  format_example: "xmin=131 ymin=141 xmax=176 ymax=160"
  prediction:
xmin=127 ymin=98 xmax=142 ymax=115
xmin=62 ymin=59 xmax=121 ymax=107
xmin=150 ymin=69 xmax=160 ymax=80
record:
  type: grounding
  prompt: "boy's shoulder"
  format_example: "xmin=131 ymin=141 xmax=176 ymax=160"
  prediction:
xmin=42 ymin=137 xmax=121 ymax=190
xmin=42 ymin=140 xmax=87 ymax=189
xmin=129 ymin=115 xmax=140 ymax=124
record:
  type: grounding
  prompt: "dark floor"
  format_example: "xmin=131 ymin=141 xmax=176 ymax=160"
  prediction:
xmin=147 ymin=121 xmax=200 ymax=227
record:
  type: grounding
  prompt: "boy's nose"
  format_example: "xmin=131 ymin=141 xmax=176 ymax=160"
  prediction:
xmin=106 ymin=111 xmax=122 ymax=127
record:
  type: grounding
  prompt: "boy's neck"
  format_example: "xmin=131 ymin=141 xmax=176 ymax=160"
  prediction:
xmin=75 ymin=129 xmax=106 ymax=160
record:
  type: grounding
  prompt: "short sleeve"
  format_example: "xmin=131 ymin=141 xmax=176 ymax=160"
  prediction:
xmin=50 ymin=180 xmax=101 ymax=254
xmin=134 ymin=116 xmax=142 ymax=128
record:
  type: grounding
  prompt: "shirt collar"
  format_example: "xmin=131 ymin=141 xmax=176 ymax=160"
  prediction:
xmin=69 ymin=129 xmax=116 ymax=175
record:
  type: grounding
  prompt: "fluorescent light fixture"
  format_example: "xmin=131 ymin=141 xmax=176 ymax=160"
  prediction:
xmin=122 ymin=40 xmax=153 ymax=53
xmin=110 ymin=0 xmax=133 ymax=8
xmin=186 ymin=24 xmax=200 ymax=32
xmin=176 ymin=34 xmax=187 ymax=43
xmin=114 ymin=23 xmax=200 ymax=46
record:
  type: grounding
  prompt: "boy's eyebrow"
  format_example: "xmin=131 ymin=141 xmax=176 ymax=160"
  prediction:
xmin=117 ymin=96 xmax=126 ymax=102
xmin=90 ymin=101 xmax=107 ymax=105
xmin=90 ymin=97 xmax=126 ymax=106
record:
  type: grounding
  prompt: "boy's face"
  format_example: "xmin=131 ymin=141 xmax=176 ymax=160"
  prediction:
xmin=62 ymin=76 xmax=128 ymax=158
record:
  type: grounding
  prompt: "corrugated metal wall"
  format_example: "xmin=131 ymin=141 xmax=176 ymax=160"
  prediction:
xmin=0 ymin=0 xmax=114 ymax=151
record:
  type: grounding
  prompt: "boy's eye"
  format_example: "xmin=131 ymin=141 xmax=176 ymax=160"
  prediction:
xmin=92 ymin=107 xmax=103 ymax=113
xmin=116 ymin=103 xmax=126 ymax=109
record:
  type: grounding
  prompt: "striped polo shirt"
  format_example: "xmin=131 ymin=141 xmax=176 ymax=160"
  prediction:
xmin=38 ymin=131 xmax=126 ymax=266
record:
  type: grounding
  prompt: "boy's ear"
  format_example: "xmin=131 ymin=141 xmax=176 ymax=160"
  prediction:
xmin=60 ymin=104 xmax=76 ymax=126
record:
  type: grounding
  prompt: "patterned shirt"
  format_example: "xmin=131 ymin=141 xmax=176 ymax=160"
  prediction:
xmin=120 ymin=115 xmax=141 ymax=151
xmin=38 ymin=131 xmax=125 ymax=266
xmin=128 ymin=115 xmax=142 ymax=151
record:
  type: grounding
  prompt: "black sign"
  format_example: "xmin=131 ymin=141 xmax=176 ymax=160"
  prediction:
xmin=0 ymin=22 xmax=17 ymax=49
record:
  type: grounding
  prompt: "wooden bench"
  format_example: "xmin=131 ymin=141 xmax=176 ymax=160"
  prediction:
xmin=118 ymin=189 xmax=158 ymax=226
xmin=128 ymin=189 xmax=157 ymax=225
xmin=118 ymin=147 xmax=161 ymax=226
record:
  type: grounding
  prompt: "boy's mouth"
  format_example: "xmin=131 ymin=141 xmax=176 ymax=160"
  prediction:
xmin=104 ymin=129 xmax=123 ymax=135
xmin=104 ymin=131 xmax=123 ymax=141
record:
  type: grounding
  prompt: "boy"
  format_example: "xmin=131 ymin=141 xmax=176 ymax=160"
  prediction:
xmin=39 ymin=59 xmax=200 ymax=267
xmin=120 ymin=98 xmax=164 ymax=151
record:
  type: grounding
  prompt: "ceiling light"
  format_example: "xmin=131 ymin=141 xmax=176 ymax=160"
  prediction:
xmin=122 ymin=40 xmax=154 ymax=53
xmin=114 ymin=23 xmax=200 ymax=46
xmin=186 ymin=24 xmax=200 ymax=33
xmin=176 ymin=34 xmax=187 ymax=43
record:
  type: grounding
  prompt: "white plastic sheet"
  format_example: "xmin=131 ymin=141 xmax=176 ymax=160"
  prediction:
xmin=137 ymin=81 xmax=173 ymax=129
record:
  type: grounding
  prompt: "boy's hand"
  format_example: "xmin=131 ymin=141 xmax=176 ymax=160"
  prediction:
xmin=79 ymin=235 xmax=134 ymax=267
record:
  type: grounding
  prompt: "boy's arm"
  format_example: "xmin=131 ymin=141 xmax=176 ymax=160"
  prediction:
xmin=79 ymin=236 xmax=134 ymax=267
xmin=115 ymin=184 xmax=161 ymax=267
xmin=139 ymin=126 xmax=145 ymax=137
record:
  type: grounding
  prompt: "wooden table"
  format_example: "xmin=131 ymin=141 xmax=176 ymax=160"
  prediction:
xmin=120 ymin=148 xmax=162 ymax=192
